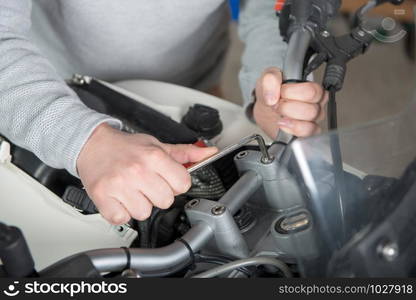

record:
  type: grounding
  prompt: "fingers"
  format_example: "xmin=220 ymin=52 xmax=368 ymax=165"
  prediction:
xmin=91 ymin=169 xmax=175 ymax=223
xmin=256 ymin=68 xmax=283 ymax=106
xmin=259 ymin=79 xmax=326 ymax=139
xmin=118 ymin=188 xmax=154 ymax=221
xmin=276 ymin=83 xmax=327 ymax=136
xmin=135 ymin=144 xmax=216 ymax=209
xmin=79 ymin=129 xmax=211 ymax=224
xmin=278 ymin=100 xmax=321 ymax=122
xmin=158 ymin=144 xmax=218 ymax=194
xmin=277 ymin=118 xmax=321 ymax=137
xmin=85 ymin=142 xmax=209 ymax=224
xmin=92 ymin=194 xmax=131 ymax=225
xmin=136 ymin=173 xmax=175 ymax=210
xmin=317 ymin=90 xmax=330 ymax=122
xmin=143 ymin=147 xmax=191 ymax=195
xmin=162 ymin=144 xmax=218 ymax=164
xmin=281 ymin=82 xmax=324 ymax=104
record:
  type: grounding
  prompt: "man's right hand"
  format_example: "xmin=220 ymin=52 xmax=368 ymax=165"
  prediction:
xmin=76 ymin=123 xmax=217 ymax=225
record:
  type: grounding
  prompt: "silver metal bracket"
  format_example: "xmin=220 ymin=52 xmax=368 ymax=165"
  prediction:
xmin=234 ymin=149 xmax=304 ymax=211
xmin=185 ymin=199 xmax=249 ymax=259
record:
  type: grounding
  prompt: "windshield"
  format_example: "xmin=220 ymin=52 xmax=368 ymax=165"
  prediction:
xmin=288 ymin=97 xmax=416 ymax=276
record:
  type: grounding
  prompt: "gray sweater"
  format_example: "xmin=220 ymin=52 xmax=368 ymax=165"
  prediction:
xmin=0 ymin=0 xmax=287 ymax=176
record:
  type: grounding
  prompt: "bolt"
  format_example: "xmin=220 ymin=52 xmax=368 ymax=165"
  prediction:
xmin=211 ymin=205 xmax=226 ymax=216
xmin=186 ymin=199 xmax=200 ymax=209
xmin=357 ymin=30 xmax=366 ymax=37
xmin=261 ymin=155 xmax=275 ymax=164
xmin=275 ymin=212 xmax=310 ymax=234
xmin=378 ymin=242 xmax=399 ymax=262
xmin=236 ymin=151 xmax=248 ymax=159
xmin=321 ymin=30 xmax=330 ymax=38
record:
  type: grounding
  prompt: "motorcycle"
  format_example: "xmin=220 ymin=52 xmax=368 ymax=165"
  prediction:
xmin=1 ymin=0 xmax=415 ymax=278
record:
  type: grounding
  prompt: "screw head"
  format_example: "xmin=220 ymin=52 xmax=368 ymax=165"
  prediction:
xmin=261 ymin=155 xmax=275 ymax=164
xmin=378 ymin=242 xmax=399 ymax=262
xmin=186 ymin=199 xmax=200 ymax=209
xmin=211 ymin=205 xmax=226 ymax=215
xmin=236 ymin=151 xmax=248 ymax=159
xmin=357 ymin=30 xmax=366 ymax=37
xmin=321 ymin=30 xmax=330 ymax=38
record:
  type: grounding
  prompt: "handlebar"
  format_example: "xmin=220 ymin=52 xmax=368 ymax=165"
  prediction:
xmin=86 ymin=222 xmax=213 ymax=276
xmin=276 ymin=28 xmax=312 ymax=144
xmin=276 ymin=0 xmax=342 ymax=144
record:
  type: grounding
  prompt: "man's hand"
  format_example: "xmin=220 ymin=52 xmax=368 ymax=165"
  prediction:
xmin=253 ymin=67 xmax=328 ymax=139
xmin=77 ymin=124 xmax=217 ymax=225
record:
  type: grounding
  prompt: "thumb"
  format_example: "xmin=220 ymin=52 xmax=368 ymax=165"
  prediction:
xmin=258 ymin=68 xmax=283 ymax=106
xmin=161 ymin=144 xmax=218 ymax=164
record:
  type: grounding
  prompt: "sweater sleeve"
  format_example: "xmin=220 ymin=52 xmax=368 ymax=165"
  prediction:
xmin=0 ymin=0 xmax=121 ymax=177
xmin=238 ymin=0 xmax=287 ymax=105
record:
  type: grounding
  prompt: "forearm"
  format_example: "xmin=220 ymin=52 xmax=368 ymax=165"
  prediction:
xmin=0 ymin=0 xmax=121 ymax=176
xmin=238 ymin=0 xmax=287 ymax=105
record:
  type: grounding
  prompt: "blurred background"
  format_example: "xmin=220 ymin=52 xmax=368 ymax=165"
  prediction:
xmin=221 ymin=0 xmax=416 ymax=130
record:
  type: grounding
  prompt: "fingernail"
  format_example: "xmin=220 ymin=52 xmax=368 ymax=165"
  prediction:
xmin=278 ymin=119 xmax=294 ymax=129
xmin=201 ymin=147 xmax=217 ymax=157
xmin=208 ymin=146 xmax=218 ymax=153
xmin=264 ymin=92 xmax=277 ymax=106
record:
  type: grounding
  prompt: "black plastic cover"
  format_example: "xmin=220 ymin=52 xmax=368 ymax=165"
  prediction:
xmin=0 ymin=223 xmax=36 ymax=277
xmin=181 ymin=104 xmax=223 ymax=139
xmin=72 ymin=80 xmax=199 ymax=144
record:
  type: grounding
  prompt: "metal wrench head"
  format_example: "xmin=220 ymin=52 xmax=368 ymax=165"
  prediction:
xmin=187 ymin=134 xmax=274 ymax=173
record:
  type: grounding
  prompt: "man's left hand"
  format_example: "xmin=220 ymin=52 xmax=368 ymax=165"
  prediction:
xmin=253 ymin=67 xmax=328 ymax=139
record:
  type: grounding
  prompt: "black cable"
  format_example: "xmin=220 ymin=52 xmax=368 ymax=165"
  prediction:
xmin=328 ymin=88 xmax=338 ymax=130
xmin=327 ymin=88 xmax=347 ymax=246
xmin=138 ymin=220 xmax=150 ymax=248
xmin=148 ymin=208 xmax=163 ymax=247
xmin=120 ymin=247 xmax=131 ymax=270
xmin=149 ymin=210 xmax=167 ymax=248
xmin=176 ymin=238 xmax=196 ymax=269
